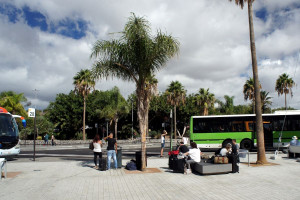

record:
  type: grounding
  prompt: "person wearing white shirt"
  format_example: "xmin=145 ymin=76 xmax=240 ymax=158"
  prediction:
xmin=184 ymin=142 xmax=201 ymax=173
xmin=93 ymin=134 xmax=102 ymax=169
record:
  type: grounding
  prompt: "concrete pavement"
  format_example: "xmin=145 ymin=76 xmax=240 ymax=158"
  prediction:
xmin=1 ymin=152 xmax=300 ymax=200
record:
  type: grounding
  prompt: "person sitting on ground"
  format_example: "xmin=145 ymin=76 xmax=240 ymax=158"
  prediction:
xmin=290 ymin=136 xmax=298 ymax=146
xmin=184 ymin=142 xmax=201 ymax=172
xmin=220 ymin=143 xmax=232 ymax=156
xmin=177 ymin=141 xmax=189 ymax=154
xmin=92 ymin=134 xmax=102 ymax=169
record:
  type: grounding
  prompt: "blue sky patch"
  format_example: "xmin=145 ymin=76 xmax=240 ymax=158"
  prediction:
xmin=50 ymin=18 xmax=88 ymax=39
xmin=255 ymin=7 xmax=267 ymax=22
xmin=23 ymin=6 xmax=48 ymax=31
xmin=0 ymin=2 xmax=88 ymax=39
xmin=0 ymin=2 xmax=21 ymax=23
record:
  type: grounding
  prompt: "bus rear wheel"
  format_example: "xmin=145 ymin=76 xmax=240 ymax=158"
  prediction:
xmin=240 ymin=139 xmax=253 ymax=151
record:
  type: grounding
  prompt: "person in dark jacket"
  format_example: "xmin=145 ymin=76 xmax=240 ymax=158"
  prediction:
xmin=178 ymin=142 xmax=189 ymax=154
xmin=232 ymin=139 xmax=239 ymax=155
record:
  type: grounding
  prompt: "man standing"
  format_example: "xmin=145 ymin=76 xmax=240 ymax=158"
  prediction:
xmin=231 ymin=139 xmax=240 ymax=173
xmin=44 ymin=133 xmax=49 ymax=145
xmin=160 ymin=130 xmax=167 ymax=157
xmin=105 ymin=133 xmax=117 ymax=169
xmin=51 ymin=134 xmax=56 ymax=146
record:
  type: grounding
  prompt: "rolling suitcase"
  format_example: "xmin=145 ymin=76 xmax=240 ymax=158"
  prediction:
xmin=100 ymin=157 xmax=107 ymax=171
xmin=173 ymin=158 xmax=185 ymax=173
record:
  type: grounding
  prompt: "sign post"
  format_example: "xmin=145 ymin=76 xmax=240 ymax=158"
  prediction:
xmin=28 ymin=108 xmax=36 ymax=161
xmin=170 ymin=109 xmax=173 ymax=151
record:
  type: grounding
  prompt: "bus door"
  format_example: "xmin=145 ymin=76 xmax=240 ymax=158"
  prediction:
xmin=263 ymin=122 xmax=272 ymax=148
xmin=246 ymin=121 xmax=272 ymax=148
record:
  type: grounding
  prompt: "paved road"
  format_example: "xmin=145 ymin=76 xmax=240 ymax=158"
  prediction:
xmin=15 ymin=144 xmax=167 ymax=162
xmin=14 ymin=144 xmax=280 ymax=163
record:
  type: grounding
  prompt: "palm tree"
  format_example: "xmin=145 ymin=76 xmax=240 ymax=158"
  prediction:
xmin=243 ymin=77 xmax=261 ymax=113
xmin=275 ymin=73 xmax=295 ymax=110
xmin=260 ymin=91 xmax=272 ymax=113
xmin=0 ymin=91 xmax=27 ymax=116
xmin=165 ymin=81 xmax=186 ymax=139
xmin=73 ymin=69 xmax=95 ymax=140
xmin=102 ymin=87 xmax=129 ymax=140
xmin=90 ymin=13 xmax=179 ymax=170
xmin=217 ymin=95 xmax=235 ymax=114
xmin=195 ymin=88 xmax=215 ymax=116
xmin=229 ymin=0 xmax=267 ymax=164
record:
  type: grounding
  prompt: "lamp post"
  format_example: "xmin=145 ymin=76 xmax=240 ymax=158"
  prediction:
xmin=131 ymin=98 xmax=134 ymax=140
xmin=32 ymin=89 xmax=39 ymax=161
xmin=170 ymin=109 xmax=173 ymax=151
xmin=105 ymin=118 xmax=109 ymax=138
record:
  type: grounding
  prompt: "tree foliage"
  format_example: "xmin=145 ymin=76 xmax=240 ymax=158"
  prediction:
xmin=0 ymin=91 xmax=28 ymax=116
xmin=90 ymin=13 xmax=179 ymax=170
xmin=275 ymin=73 xmax=295 ymax=109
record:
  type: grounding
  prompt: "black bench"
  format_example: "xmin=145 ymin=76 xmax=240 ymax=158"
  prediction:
xmin=191 ymin=162 xmax=232 ymax=175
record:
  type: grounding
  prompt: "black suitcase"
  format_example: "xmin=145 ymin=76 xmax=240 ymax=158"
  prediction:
xmin=100 ymin=157 xmax=107 ymax=171
xmin=169 ymin=155 xmax=175 ymax=170
xmin=173 ymin=158 xmax=185 ymax=173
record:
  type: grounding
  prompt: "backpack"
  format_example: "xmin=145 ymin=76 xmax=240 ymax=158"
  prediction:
xmin=215 ymin=148 xmax=222 ymax=156
xmin=89 ymin=142 xmax=94 ymax=150
xmin=126 ymin=160 xmax=137 ymax=171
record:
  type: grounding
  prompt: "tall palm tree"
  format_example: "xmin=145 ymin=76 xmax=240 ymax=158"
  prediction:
xmin=275 ymin=73 xmax=295 ymax=110
xmin=260 ymin=91 xmax=272 ymax=113
xmin=165 ymin=81 xmax=186 ymax=139
xmin=243 ymin=77 xmax=261 ymax=113
xmin=195 ymin=88 xmax=215 ymax=116
xmin=73 ymin=69 xmax=95 ymax=140
xmin=229 ymin=0 xmax=267 ymax=164
xmin=90 ymin=13 xmax=179 ymax=170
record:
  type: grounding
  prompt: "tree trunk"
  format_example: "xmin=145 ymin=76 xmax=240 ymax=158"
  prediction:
xmin=83 ymin=95 xmax=86 ymax=141
xmin=114 ymin=118 xmax=118 ymax=140
xmin=248 ymin=0 xmax=267 ymax=164
xmin=285 ymin=93 xmax=287 ymax=110
xmin=174 ymin=105 xmax=177 ymax=139
xmin=136 ymin=86 xmax=150 ymax=171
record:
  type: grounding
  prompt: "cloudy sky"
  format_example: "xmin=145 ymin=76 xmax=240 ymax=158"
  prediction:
xmin=0 ymin=0 xmax=299 ymax=110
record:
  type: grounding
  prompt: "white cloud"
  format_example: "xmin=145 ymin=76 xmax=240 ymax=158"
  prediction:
xmin=0 ymin=0 xmax=300 ymax=110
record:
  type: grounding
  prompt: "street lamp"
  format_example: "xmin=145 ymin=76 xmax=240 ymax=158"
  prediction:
xmin=105 ymin=118 xmax=109 ymax=138
xmin=131 ymin=98 xmax=134 ymax=140
xmin=170 ymin=109 xmax=173 ymax=151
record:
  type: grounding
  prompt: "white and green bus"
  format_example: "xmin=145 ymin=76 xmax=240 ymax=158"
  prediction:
xmin=190 ymin=111 xmax=300 ymax=150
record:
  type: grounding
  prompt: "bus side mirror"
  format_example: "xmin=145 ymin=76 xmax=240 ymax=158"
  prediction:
xmin=22 ymin=119 xmax=26 ymax=128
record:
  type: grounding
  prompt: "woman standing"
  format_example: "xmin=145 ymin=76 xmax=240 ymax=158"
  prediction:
xmin=93 ymin=134 xmax=102 ymax=169
xmin=160 ymin=130 xmax=168 ymax=157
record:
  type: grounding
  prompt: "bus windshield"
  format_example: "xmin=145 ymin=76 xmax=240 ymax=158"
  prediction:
xmin=0 ymin=113 xmax=19 ymax=138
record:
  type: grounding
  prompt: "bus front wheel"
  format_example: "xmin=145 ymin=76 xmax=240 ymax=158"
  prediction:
xmin=240 ymin=139 xmax=253 ymax=151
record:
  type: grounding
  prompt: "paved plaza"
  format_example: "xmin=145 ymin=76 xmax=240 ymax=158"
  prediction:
xmin=1 ymin=152 xmax=300 ymax=200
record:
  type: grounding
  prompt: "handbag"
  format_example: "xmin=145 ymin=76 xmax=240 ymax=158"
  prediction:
xmin=214 ymin=156 xmax=229 ymax=164
xmin=89 ymin=142 xmax=94 ymax=150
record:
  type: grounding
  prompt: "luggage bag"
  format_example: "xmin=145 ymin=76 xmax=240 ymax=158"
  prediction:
xmin=100 ymin=157 xmax=107 ymax=171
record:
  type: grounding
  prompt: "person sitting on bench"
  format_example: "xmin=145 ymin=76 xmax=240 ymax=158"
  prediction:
xmin=220 ymin=143 xmax=232 ymax=156
xmin=184 ymin=142 xmax=201 ymax=173
xmin=177 ymin=142 xmax=189 ymax=154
